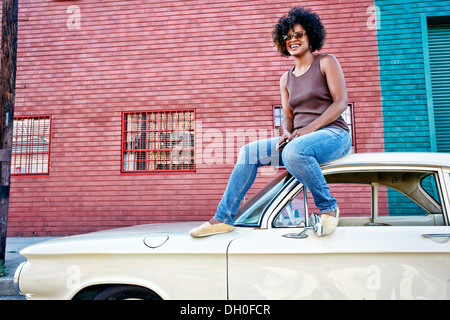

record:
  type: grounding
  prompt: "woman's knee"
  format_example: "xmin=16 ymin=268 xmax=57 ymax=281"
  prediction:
xmin=237 ymin=141 xmax=258 ymax=164
xmin=236 ymin=144 xmax=249 ymax=164
xmin=238 ymin=138 xmax=280 ymax=166
xmin=281 ymin=144 xmax=308 ymax=170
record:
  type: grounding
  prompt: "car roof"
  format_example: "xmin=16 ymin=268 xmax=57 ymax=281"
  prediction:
xmin=322 ymin=152 xmax=450 ymax=169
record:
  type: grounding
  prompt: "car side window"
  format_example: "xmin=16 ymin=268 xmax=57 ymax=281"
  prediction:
xmin=378 ymin=185 xmax=429 ymax=216
xmin=273 ymin=188 xmax=306 ymax=227
xmin=273 ymin=170 xmax=444 ymax=227
xmin=274 ymin=183 xmax=373 ymax=227
xmin=421 ymin=173 xmax=440 ymax=205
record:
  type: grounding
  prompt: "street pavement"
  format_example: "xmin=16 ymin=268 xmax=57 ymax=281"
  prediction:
xmin=0 ymin=237 xmax=54 ymax=300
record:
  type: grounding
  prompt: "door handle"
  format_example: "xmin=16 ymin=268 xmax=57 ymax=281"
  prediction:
xmin=422 ymin=233 xmax=450 ymax=239
xmin=422 ymin=233 xmax=450 ymax=243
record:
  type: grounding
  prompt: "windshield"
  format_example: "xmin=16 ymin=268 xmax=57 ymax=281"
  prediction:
xmin=234 ymin=171 xmax=291 ymax=226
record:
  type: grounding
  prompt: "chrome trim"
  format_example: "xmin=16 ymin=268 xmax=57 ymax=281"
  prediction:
xmin=320 ymin=152 xmax=450 ymax=170
xmin=14 ymin=261 xmax=26 ymax=296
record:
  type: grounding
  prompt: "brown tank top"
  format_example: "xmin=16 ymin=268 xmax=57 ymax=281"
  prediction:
xmin=286 ymin=54 xmax=348 ymax=131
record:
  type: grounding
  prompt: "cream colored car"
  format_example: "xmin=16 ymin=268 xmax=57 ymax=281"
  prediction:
xmin=15 ymin=153 xmax=450 ymax=300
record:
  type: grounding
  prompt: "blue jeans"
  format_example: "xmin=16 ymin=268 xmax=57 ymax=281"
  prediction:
xmin=214 ymin=126 xmax=352 ymax=225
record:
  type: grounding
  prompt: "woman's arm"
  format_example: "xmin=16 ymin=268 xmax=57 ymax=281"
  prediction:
xmin=276 ymin=71 xmax=294 ymax=149
xmin=290 ymin=54 xmax=348 ymax=139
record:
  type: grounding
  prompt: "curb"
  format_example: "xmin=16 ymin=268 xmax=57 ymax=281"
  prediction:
xmin=0 ymin=275 xmax=16 ymax=296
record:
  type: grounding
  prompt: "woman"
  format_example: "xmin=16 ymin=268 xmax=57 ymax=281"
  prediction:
xmin=190 ymin=7 xmax=351 ymax=237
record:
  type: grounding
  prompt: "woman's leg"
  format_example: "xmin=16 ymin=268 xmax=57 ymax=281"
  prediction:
xmin=213 ymin=137 xmax=281 ymax=226
xmin=191 ymin=127 xmax=351 ymax=237
xmin=281 ymin=127 xmax=351 ymax=233
xmin=190 ymin=137 xmax=281 ymax=237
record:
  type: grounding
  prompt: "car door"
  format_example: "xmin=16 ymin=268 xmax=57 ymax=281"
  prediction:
xmin=227 ymin=166 xmax=450 ymax=300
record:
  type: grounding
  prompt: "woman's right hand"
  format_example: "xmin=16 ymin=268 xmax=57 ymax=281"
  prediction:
xmin=276 ymin=132 xmax=293 ymax=150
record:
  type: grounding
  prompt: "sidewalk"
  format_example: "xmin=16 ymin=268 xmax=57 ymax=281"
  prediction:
xmin=0 ymin=237 xmax=54 ymax=300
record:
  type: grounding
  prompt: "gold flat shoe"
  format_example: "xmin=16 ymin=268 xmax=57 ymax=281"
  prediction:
xmin=190 ymin=222 xmax=234 ymax=238
xmin=321 ymin=207 xmax=340 ymax=236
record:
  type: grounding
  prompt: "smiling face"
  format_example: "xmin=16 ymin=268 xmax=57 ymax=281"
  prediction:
xmin=285 ymin=24 xmax=310 ymax=57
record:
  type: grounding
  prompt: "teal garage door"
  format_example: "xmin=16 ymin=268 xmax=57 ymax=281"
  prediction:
xmin=428 ymin=24 xmax=450 ymax=152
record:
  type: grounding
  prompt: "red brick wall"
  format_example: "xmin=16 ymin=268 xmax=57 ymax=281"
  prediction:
xmin=9 ymin=0 xmax=383 ymax=236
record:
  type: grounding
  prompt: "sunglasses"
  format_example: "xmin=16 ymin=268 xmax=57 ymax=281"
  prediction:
xmin=283 ymin=31 xmax=306 ymax=42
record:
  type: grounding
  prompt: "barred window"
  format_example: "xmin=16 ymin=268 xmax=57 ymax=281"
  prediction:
xmin=12 ymin=116 xmax=51 ymax=175
xmin=342 ymin=102 xmax=355 ymax=152
xmin=122 ymin=110 xmax=195 ymax=173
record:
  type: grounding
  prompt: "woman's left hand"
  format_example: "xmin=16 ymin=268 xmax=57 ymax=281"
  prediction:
xmin=286 ymin=126 xmax=315 ymax=142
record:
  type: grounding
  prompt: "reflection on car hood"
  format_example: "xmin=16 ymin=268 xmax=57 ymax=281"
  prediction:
xmin=20 ymin=222 xmax=251 ymax=257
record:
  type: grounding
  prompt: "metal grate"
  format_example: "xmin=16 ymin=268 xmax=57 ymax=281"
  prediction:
xmin=12 ymin=116 xmax=51 ymax=175
xmin=122 ymin=110 xmax=195 ymax=173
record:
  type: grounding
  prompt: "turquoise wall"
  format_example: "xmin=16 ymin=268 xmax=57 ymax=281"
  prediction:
xmin=375 ymin=0 xmax=450 ymax=151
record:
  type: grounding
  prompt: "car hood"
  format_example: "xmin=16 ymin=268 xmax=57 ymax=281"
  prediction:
xmin=20 ymin=222 xmax=252 ymax=257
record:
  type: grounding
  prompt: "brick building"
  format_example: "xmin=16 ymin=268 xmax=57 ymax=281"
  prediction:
xmin=7 ymin=0 xmax=448 ymax=236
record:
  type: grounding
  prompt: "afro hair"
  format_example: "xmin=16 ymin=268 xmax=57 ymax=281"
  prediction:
xmin=272 ymin=7 xmax=327 ymax=57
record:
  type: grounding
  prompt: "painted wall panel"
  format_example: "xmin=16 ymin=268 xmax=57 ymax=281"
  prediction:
xmin=375 ymin=0 xmax=450 ymax=151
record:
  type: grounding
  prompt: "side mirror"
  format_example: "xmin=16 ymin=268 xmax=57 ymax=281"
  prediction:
xmin=282 ymin=213 xmax=323 ymax=239
xmin=310 ymin=213 xmax=323 ymax=236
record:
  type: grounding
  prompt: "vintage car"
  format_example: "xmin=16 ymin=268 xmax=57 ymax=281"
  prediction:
xmin=14 ymin=152 xmax=450 ymax=300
